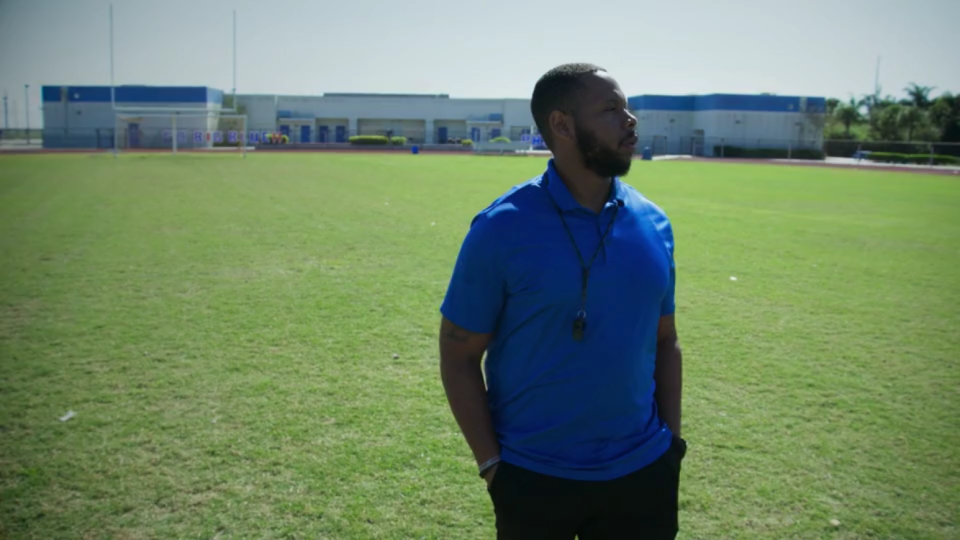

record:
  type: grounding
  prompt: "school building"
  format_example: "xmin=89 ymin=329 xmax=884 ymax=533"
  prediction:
xmin=40 ymin=84 xmax=827 ymax=155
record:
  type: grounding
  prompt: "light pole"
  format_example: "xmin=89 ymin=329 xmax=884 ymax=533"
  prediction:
xmin=24 ymin=84 xmax=30 ymax=144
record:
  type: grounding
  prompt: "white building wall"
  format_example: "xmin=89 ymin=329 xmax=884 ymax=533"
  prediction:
xmin=238 ymin=93 xmax=536 ymax=144
xmin=237 ymin=95 xmax=277 ymax=131
xmin=632 ymin=108 xmax=825 ymax=156
xmin=635 ymin=111 xmax=694 ymax=154
xmin=43 ymin=100 xmax=219 ymax=148
xmin=699 ymin=111 xmax=823 ymax=154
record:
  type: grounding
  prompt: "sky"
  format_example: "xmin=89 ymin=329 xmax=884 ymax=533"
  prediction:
xmin=1 ymin=0 xmax=958 ymax=128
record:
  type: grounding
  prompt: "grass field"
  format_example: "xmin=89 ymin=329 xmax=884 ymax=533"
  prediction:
xmin=1 ymin=153 xmax=958 ymax=539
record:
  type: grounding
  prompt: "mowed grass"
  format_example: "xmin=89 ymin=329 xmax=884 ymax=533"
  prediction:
xmin=0 ymin=152 xmax=957 ymax=539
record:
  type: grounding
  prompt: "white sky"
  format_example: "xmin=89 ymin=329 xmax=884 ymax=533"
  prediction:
xmin=1 ymin=0 xmax=958 ymax=128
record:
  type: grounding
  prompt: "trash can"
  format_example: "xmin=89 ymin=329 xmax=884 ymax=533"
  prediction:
xmin=642 ymin=146 xmax=653 ymax=161
xmin=411 ymin=145 xmax=419 ymax=155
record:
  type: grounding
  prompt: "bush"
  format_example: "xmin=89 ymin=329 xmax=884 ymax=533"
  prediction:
xmin=490 ymin=136 xmax=512 ymax=143
xmin=461 ymin=139 xmax=473 ymax=147
xmin=864 ymin=152 xmax=960 ymax=166
xmin=823 ymin=140 xmax=930 ymax=157
xmin=714 ymin=146 xmax=824 ymax=160
xmin=349 ymin=136 xmax=389 ymax=145
xmin=390 ymin=136 xmax=407 ymax=146
xmin=932 ymin=155 xmax=960 ymax=165
xmin=863 ymin=152 xmax=907 ymax=164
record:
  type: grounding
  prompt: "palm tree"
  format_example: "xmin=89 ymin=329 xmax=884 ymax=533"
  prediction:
xmin=833 ymin=99 xmax=862 ymax=138
xmin=904 ymin=83 xmax=936 ymax=109
xmin=872 ymin=104 xmax=904 ymax=141
xmin=899 ymin=105 xmax=926 ymax=141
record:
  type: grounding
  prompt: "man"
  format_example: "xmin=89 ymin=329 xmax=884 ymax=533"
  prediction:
xmin=438 ymin=63 xmax=686 ymax=539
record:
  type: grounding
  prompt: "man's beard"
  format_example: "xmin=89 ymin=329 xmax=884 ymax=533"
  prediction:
xmin=575 ymin=125 xmax=633 ymax=178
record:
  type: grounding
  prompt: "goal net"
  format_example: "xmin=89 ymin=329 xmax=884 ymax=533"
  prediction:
xmin=113 ymin=112 xmax=248 ymax=156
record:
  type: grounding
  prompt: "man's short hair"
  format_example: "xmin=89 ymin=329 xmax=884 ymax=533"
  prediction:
xmin=530 ymin=63 xmax=606 ymax=149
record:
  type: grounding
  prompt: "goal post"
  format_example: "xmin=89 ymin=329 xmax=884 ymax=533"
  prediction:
xmin=113 ymin=111 xmax=248 ymax=157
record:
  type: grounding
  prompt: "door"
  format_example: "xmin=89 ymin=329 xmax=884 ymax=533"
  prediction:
xmin=335 ymin=126 xmax=346 ymax=143
xmin=300 ymin=125 xmax=311 ymax=143
xmin=491 ymin=128 xmax=501 ymax=139
xmin=691 ymin=130 xmax=705 ymax=157
xmin=127 ymin=123 xmax=140 ymax=148
xmin=280 ymin=125 xmax=290 ymax=138
xmin=470 ymin=127 xmax=481 ymax=142
xmin=318 ymin=126 xmax=329 ymax=143
xmin=653 ymin=135 xmax=668 ymax=156
xmin=437 ymin=126 xmax=448 ymax=143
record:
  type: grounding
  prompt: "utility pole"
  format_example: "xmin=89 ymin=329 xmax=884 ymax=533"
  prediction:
xmin=874 ymin=56 xmax=881 ymax=100
xmin=24 ymin=84 xmax=30 ymax=144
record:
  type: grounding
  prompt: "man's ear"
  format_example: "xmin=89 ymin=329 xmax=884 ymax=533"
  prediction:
xmin=548 ymin=110 xmax=575 ymax=145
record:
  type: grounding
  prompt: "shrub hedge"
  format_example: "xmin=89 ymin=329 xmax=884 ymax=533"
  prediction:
xmin=349 ymin=136 xmax=389 ymax=145
xmin=863 ymin=152 xmax=959 ymax=166
xmin=714 ymin=146 xmax=824 ymax=160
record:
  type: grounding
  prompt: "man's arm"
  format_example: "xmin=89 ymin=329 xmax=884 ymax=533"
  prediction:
xmin=654 ymin=314 xmax=682 ymax=437
xmin=438 ymin=316 xmax=500 ymax=472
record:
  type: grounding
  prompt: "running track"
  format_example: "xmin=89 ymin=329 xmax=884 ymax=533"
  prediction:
xmin=2 ymin=146 xmax=957 ymax=177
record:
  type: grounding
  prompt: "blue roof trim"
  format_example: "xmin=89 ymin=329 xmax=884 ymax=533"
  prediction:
xmin=627 ymin=95 xmax=695 ymax=111
xmin=207 ymin=88 xmax=224 ymax=105
xmin=629 ymin=93 xmax=827 ymax=113
xmin=42 ymin=86 xmax=224 ymax=104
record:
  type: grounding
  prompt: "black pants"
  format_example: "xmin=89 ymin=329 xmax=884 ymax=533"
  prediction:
xmin=487 ymin=436 xmax=686 ymax=539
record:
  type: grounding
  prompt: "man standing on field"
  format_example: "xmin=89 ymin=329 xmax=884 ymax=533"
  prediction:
xmin=438 ymin=63 xmax=686 ymax=539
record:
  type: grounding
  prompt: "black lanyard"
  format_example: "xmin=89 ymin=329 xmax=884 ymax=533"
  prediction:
xmin=544 ymin=180 xmax=620 ymax=341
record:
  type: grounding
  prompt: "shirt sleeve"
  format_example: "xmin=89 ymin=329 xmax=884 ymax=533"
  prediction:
xmin=661 ymin=263 xmax=676 ymax=317
xmin=659 ymin=217 xmax=676 ymax=317
xmin=440 ymin=214 xmax=505 ymax=334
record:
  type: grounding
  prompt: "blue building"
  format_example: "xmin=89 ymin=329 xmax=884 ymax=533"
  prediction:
xmin=41 ymin=85 xmax=224 ymax=149
xmin=628 ymin=93 xmax=828 ymax=156
xmin=40 ymin=84 xmax=827 ymax=154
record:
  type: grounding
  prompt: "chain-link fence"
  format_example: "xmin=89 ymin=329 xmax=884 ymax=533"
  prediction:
xmin=637 ymin=136 xmax=824 ymax=159
xmin=30 ymin=126 xmax=960 ymax=165
xmin=37 ymin=127 xmax=249 ymax=150
xmin=636 ymin=135 xmax=959 ymax=163
xmin=822 ymin=139 xmax=960 ymax=159
xmin=0 ymin=129 xmax=43 ymax=144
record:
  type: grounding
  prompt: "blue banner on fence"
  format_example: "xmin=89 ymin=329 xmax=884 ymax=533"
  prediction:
xmin=213 ymin=131 xmax=223 ymax=143
xmin=228 ymin=131 xmax=238 ymax=143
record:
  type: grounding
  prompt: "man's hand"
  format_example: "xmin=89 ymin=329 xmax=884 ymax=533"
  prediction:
xmin=483 ymin=463 xmax=499 ymax=488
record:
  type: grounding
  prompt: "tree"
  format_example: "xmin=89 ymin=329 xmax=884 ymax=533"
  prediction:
xmin=898 ymin=105 xmax=926 ymax=142
xmin=904 ymin=83 xmax=936 ymax=110
xmin=833 ymin=101 xmax=862 ymax=138
xmin=826 ymin=98 xmax=840 ymax=116
xmin=871 ymin=104 xmax=904 ymax=141
xmin=928 ymin=93 xmax=960 ymax=143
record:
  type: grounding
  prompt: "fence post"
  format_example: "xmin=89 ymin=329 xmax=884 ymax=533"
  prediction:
xmin=788 ymin=142 xmax=792 ymax=160
xmin=721 ymin=138 xmax=725 ymax=158
xmin=929 ymin=143 xmax=935 ymax=166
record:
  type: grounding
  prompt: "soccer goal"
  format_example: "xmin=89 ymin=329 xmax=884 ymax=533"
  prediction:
xmin=113 ymin=111 xmax=248 ymax=157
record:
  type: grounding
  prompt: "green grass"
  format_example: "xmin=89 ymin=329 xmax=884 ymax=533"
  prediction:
xmin=1 ymin=153 xmax=957 ymax=539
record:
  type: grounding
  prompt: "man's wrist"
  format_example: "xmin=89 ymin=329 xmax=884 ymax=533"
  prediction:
xmin=478 ymin=455 xmax=500 ymax=478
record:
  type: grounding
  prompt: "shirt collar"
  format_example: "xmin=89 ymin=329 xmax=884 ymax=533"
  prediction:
xmin=543 ymin=158 xmax=627 ymax=213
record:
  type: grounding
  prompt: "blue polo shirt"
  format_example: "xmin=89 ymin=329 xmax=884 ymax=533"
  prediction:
xmin=440 ymin=159 xmax=677 ymax=482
